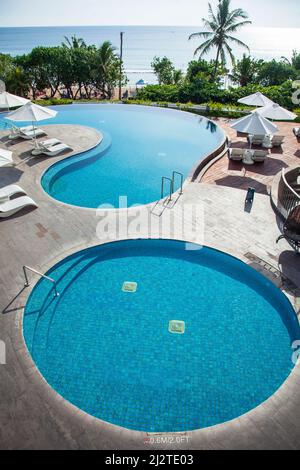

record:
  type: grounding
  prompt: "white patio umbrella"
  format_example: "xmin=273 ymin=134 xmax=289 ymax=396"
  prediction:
xmin=255 ymin=103 xmax=297 ymax=121
xmin=0 ymin=148 xmax=14 ymax=168
xmin=231 ymin=111 xmax=278 ymax=135
xmin=0 ymin=92 xmax=29 ymax=110
xmin=238 ymin=92 xmax=275 ymax=107
xmin=6 ymin=101 xmax=57 ymax=122
xmin=5 ymin=102 xmax=57 ymax=146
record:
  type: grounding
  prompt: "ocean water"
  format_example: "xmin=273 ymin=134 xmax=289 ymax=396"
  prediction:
xmin=0 ymin=25 xmax=299 ymax=84
xmin=23 ymin=239 xmax=300 ymax=432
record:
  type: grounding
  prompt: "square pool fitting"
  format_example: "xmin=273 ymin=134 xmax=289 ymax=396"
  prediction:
xmin=122 ymin=282 xmax=138 ymax=293
xmin=169 ymin=320 xmax=185 ymax=334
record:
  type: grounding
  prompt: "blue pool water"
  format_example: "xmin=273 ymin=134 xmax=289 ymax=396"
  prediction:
xmin=6 ymin=103 xmax=224 ymax=208
xmin=24 ymin=239 xmax=300 ymax=432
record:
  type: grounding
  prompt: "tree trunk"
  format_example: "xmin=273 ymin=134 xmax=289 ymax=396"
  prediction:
xmin=212 ymin=46 xmax=221 ymax=81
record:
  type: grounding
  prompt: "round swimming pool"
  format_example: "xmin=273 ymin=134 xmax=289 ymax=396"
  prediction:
xmin=23 ymin=239 xmax=299 ymax=432
xmin=38 ymin=104 xmax=225 ymax=208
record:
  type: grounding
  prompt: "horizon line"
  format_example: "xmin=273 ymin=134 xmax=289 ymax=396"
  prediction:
xmin=0 ymin=23 xmax=299 ymax=29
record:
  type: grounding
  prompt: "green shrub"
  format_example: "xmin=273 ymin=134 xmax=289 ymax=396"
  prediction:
xmin=136 ymin=84 xmax=179 ymax=103
xmin=33 ymin=98 xmax=73 ymax=106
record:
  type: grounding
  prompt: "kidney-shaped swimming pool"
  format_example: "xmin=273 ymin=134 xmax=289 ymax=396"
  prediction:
xmin=37 ymin=104 xmax=225 ymax=208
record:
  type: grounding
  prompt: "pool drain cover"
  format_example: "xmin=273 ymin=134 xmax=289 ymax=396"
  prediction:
xmin=169 ymin=320 xmax=185 ymax=334
xmin=122 ymin=282 xmax=137 ymax=293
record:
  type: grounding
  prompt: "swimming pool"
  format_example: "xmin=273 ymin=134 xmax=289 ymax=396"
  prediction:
xmin=14 ymin=103 xmax=225 ymax=208
xmin=23 ymin=239 xmax=299 ymax=432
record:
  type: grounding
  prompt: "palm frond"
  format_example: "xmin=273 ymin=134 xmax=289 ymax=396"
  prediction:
xmin=224 ymin=42 xmax=236 ymax=65
xmin=193 ymin=39 xmax=214 ymax=58
xmin=225 ymin=20 xmax=252 ymax=33
xmin=189 ymin=31 xmax=213 ymax=40
xmin=188 ymin=0 xmax=251 ymax=75
xmin=208 ymin=3 xmax=218 ymax=24
xmin=226 ymin=35 xmax=250 ymax=52
xmin=202 ymin=19 xmax=218 ymax=31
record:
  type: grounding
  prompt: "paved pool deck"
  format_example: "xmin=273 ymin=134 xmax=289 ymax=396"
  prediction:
xmin=201 ymin=120 xmax=300 ymax=193
xmin=0 ymin=121 xmax=300 ymax=450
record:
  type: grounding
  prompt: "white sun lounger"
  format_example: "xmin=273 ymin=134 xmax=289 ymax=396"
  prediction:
xmin=0 ymin=184 xmax=26 ymax=202
xmin=9 ymin=124 xmax=36 ymax=134
xmin=0 ymin=148 xmax=14 ymax=168
xmin=9 ymin=127 xmax=46 ymax=141
xmin=228 ymin=148 xmax=245 ymax=161
xmin=32 ymin=138 xmax=62 ymax=155
xmin=293 ymin=127 xmax=300 ymax=138
xmin=39 ymin=143 xmax=72 ymax=157
xmin=0 ymin=196 xmax=37 ymax=218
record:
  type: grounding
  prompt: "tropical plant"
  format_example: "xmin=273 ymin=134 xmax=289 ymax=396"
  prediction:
xmin=189 ymin=0 xmax=251 ymax=79
xmin=151 ymin=56 xmax=175 ymax=85
xmin=92 ymin=41 xmax=127 ymax=99
xmin=0 ymin=54 xmax=14 ymax=84
xmin=230 ymin=54 xmax=263 ymax=86
xmin=5 ymin=66 xmax=30 ymax=97
xmin=281 ymin=50 xmax=300 ymax=70
xmin=173 ymin=69 xmax=184 ymax=85
xmin=257 ymin=60 xmax=298 ymax=86
xmin=151 ymin=56 xmax=183 ymax=85
xmin=62 ymin=35 xmax=87 ymax=49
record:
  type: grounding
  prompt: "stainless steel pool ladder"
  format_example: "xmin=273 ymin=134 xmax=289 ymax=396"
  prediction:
xmin=172 ymin=171 xmax=184 ymax=195
xmin=161 ymin=171 xmax=184 ymax=202
xmin=161 ymin=176 xmax=173 ymax=202
xmin=23 ymin=266 xmax=59 ymax=298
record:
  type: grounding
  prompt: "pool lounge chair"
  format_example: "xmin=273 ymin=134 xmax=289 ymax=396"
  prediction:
xmin=228 ymin=148 xmax=245 ymax=161
xmin=271 ymin=135 xmax=285 ymax=147
xmin=9 ymin=124 xmax=37 ymax=134
xmin=251 ymin=149 xmax=268 ymax=163
xmin=38 ymin=142 xmax=72 ymax=157
xmin=0 ymin=148 xmax=14 ymax=168
xmin=0 ymin=184 xmax=26 ymax=202
xmin=293 ymin=127 xmax=300 ymax=138
xmin=276 ymin=205 xmax=300 ymax=253
xmin=247 ymin=134 xmax=265 ymax=146
xmin=0 ymin=196 xmax=37 ymax=218
xmin=32 ymin=138 xmax=62 ymax=155
xmin=9 ymin=127 xmax=46 ymax=141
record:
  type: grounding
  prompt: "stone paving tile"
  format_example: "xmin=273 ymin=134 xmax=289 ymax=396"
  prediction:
xmin=202 ymin=120 xmax=300 ymax=193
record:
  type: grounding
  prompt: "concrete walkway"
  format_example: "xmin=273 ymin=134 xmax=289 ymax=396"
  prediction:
xmin=0 ymin=124 xmax=300 ymax=450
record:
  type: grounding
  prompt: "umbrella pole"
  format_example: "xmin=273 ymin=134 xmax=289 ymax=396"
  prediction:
xmin=33 ymin=121 xmax=38 ymax=149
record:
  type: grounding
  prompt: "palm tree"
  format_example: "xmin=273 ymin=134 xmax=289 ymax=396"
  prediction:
xmin=62 ymin=35 xmax=87 ymax=49
xmin=281 ymin=50 xmax=300 ymax=70
xmin=189 ymin=0 xmax=251 ymax=79
xmin=6 ymin=66 xmax=30 ymax=97
xmin=94 ymin=41 xmax=119 ymax=99
xmin=230 ymin=54 xmax=262 ymax=87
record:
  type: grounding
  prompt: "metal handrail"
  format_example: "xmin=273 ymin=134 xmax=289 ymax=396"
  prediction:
xmin=23 ymin=266 xmax=59 ymax=297
xmin=161 ymin=176 xmax=173 ymax=202
xmin=281 ymin=168 xmax=300 ymax=200
xmin=172 ymin=171 xmax=184 ymax=195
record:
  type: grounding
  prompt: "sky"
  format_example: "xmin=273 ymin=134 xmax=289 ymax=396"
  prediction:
xmin=0 ymin=0 xmax=299 ymax=28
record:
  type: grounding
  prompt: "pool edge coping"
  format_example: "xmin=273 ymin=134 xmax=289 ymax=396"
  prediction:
xmin=37 ymin=104 xmax=227 ymax=212
xmin=13 ymin=236 xmax=300 ymax=448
